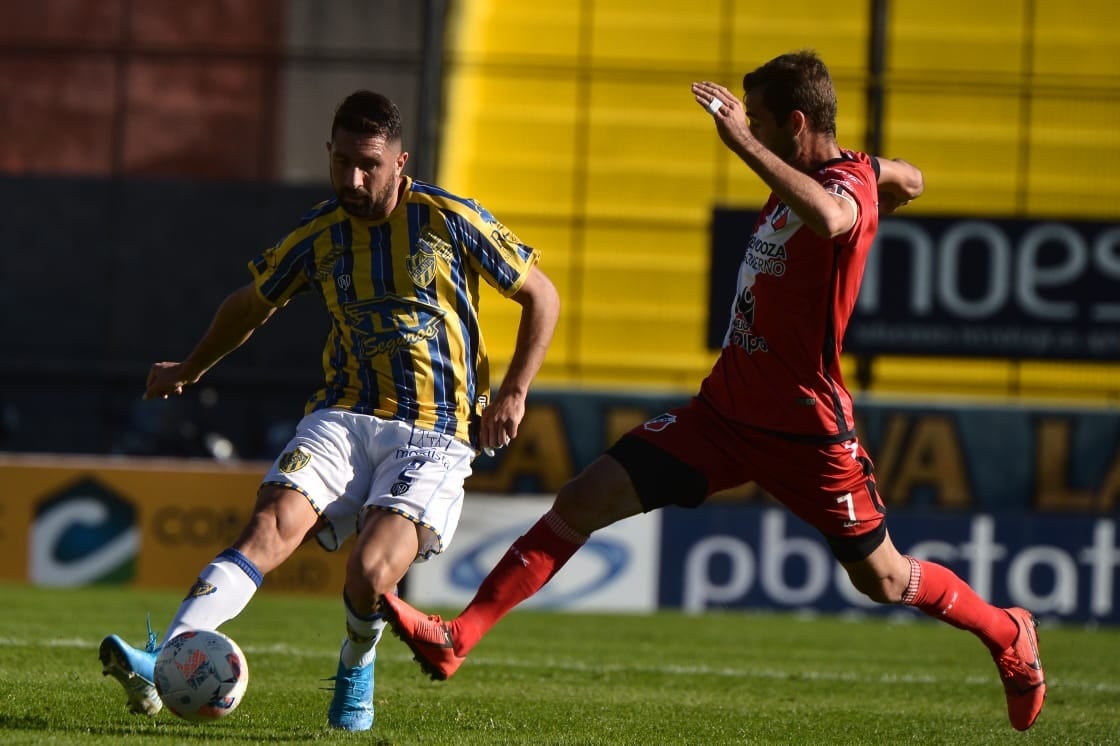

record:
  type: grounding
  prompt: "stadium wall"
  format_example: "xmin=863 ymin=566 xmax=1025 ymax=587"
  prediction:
xmin=439 ymin=0 xmax=1120 ymax=393
xmin=5 ymin=452 xmax=1113 ymax=624
xmin=1 ymin=2 xmax=1117 ymax=462
xmin=2 ymin=390 xmax=1115 ymax=620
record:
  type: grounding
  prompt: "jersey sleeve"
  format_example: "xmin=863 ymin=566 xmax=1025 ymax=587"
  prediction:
xmin=246 ymin=231 xmax=316 ymax=308
xmin=452 ymin=201 xmax=540 ymax=297
xmin=820 ymin=155 xmax=878 ymax=233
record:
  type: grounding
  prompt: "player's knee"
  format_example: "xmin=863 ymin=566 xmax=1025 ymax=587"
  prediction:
xmin=243 ymin=487 xmax=315 ymax=547
xmin=233 ymin=511 xmax=301 ymax=573
xmin=553 ymin=457 xmax=642 ymax=535
xmin=554 ymin=477 xmax=626 ymax=534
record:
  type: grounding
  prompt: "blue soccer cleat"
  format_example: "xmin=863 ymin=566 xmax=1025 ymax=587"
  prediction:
xmin=326 ymin=654 xmax=375 ymax=731
xmin=99 ymin=616 xmax=162 ymax=716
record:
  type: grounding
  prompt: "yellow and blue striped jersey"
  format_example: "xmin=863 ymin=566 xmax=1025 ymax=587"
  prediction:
xmin=248 ymin=176 xmax=539 ymax=445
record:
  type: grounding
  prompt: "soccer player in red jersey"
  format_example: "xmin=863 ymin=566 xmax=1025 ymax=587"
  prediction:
xmin=382 ymin=51 xmax=1045 ymax=731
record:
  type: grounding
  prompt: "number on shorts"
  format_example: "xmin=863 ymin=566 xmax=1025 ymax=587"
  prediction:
xmin=837 ymin=492 xmax=856 ymax=522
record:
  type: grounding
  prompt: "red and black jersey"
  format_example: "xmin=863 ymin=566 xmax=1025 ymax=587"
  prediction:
xmin=699 ymin=150 xmax=879 ymax=441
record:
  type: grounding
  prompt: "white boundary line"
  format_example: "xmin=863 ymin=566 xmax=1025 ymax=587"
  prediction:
xmin=7 ymin=637 xmax=1117 ymax=694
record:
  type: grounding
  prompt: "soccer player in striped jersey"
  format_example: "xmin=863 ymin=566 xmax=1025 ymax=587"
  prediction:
xmin=98 ymin=90 xmax=559 ymax=732
xmin=382 ymin=52 xmax=1046 ymax=731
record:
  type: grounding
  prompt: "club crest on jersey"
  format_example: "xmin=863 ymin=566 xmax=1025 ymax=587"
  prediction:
xmin=278 ymin=446 xmax=311 ymax=473
xmin=643 ymin=413 xmax=677 ymax=432
xmin=770 ymin=203 xmax=790 ymax=230
xmin=185 ymin=579 xmax=217 ymax=599
xmin=408 ymin=226 xmax=454 ymax=286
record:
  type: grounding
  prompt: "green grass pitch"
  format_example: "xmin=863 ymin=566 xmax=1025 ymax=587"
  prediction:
xmin=1 ymin=582 xmax=1117 ymax=744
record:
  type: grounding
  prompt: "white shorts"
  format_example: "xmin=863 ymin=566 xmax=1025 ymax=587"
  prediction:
xmin=261 ymin=408 xmax=474 ymax=560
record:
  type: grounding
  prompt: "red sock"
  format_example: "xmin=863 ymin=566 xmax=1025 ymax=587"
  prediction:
xmin=901 ymin=556 xmax=1017 ymax=654
xmin=450 ymin=510 xmax=586 ymax=655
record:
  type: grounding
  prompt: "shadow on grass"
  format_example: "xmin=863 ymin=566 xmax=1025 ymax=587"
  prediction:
xmin=0 ymin=713 xmax=393 ymax=743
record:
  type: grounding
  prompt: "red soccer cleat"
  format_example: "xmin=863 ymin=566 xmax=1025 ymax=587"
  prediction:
xmin=992 ymin=607 xmax=1046 ymax=730
xmin=379 ymin=593 xmax=465 ymax=681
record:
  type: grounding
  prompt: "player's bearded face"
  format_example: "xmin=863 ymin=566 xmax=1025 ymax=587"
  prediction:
xmin=328 ymin=130 xmax=408 ymax=220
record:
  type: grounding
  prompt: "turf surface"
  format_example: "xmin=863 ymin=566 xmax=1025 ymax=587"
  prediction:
xmin=1 ymin=582 xmax=1116 ymax=744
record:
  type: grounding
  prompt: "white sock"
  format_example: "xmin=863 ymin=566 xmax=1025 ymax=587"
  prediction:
xmin=339 ymin=594 xmax=385 ymax=669
xmin=163 ymin=549 xmax=263 ymax=643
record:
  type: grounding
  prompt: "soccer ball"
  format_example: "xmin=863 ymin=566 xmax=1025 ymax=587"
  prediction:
xmin=154 ymin=630 xmax=249 ymax=721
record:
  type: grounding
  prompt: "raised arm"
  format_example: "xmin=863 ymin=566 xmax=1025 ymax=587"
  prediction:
xmin=479 ymin=265 xmax=560 ymax=451
xmin=692 ymin=81 xmax=859 ymax=238
xmin=144 ymin=282 xmax=278 ymax=400
xmin=876 ymin=157 xmax=924 ymax=213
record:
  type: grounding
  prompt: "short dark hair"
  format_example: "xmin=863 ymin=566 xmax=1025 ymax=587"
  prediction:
xmin=331 ymin=90 xmax=403 ymax=141
xmin=742 ymin=50 xmax=837 ymax=138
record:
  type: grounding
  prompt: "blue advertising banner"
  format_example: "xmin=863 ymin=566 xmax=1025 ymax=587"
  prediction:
xmin=708 ymin=210 xmax=1120 ymax=360
xmin=468 ymin=391 xmax=1120 ymax=514
xmin=659 ymin=505 xmax=1119 ymax=624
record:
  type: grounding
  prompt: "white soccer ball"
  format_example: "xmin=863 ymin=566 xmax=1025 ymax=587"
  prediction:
xmin=154 ymin=630 xmax=249 ymax=722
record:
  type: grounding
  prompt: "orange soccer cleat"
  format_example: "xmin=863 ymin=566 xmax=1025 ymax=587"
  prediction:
xmin=992 ymin=607 xmax=1046 ymax=731
xmin=379 ymin=593 xmax=466 ymax=681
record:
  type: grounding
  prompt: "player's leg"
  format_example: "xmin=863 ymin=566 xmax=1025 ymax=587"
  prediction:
xmin=166 ymin=409 xmax=367 ymax=645
xmin=98 ymin=485 xmax=318 ymax=716
xmin=100 ymin=408 xmax=362 ymax=717
xmin=456 ymin=451 xmax=643 ymax=639
xmin=329 ymin=420 xmax=474 ymax=728
xmin=162 ymin=485 xmax=317 ymax=638
xmin=766 ymin=435 xmax=1045 ymax=731
xmin=382 ymin=453 xmax=641 ymax=680
xmin=382 ymin=399 xmax=735 ymax=680
xmin=326 ymin=509 xmax=420 ymax=731
xmin=841 ymin=531 xmax=1045 ymax=730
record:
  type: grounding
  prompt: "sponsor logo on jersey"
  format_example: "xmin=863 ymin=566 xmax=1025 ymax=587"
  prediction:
xmin=278 ymin=446 xmax=311 ymax=473
xmin=314 ymin=241 xmax=347 ymax=281
xmin=336 ymin=274 xmax=352 ymax=291
xmin=408 ymin=429 xmax=453 ymax=449
xmin=395 ymin=447 xmax=451 ymax=466
xmin=642 ymin=413 xmax=677 ymax=432
xmin=743 ymin=235 xmax=788 ymax=277
xmin=729 ymin=287 xmax=769 ymax=354
xmin=342 ymin=295 xmax=447 ymax=358
xmin=490 ymin=226 xmax=524 ymax=257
